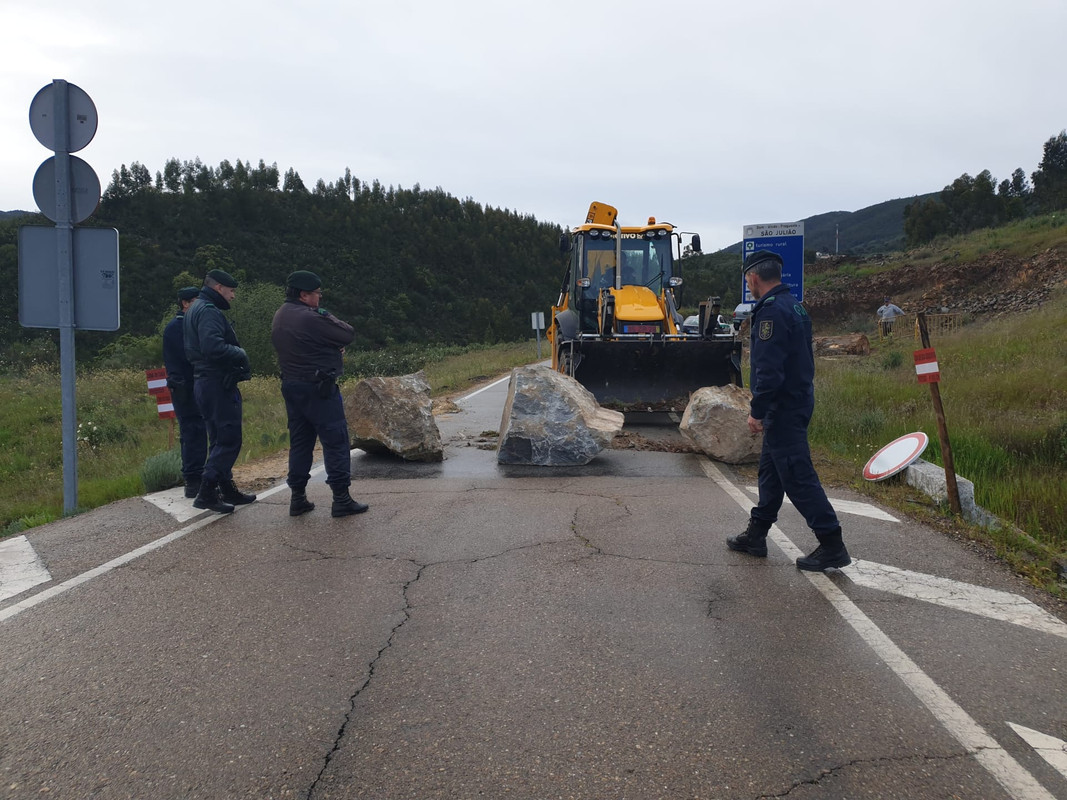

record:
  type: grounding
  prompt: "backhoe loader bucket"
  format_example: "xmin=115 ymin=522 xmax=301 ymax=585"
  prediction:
xmin=564 ymin=338 xmax=742 ymax=411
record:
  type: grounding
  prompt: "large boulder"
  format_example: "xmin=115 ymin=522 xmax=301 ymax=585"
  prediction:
xmin=497 ymin=366 xmax=624 ymax=466
xmin=343 ymin=371 xmax=443 ymax=462
xmin=679 ymin=384 xmax=761 ymax=464
xmin=814 ymin=334 xmax=870 ymax=356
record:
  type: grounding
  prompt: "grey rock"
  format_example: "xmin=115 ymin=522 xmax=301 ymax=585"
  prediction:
xmin=904 ymin=459 xmax=1001 ymax=529
xmin=679 ymin=384 xmax=762 ymax=464
xmin=497 ymin=366 xmax=624 ymax=466
xmin=344 ymin=371 xmax=443 ymax=462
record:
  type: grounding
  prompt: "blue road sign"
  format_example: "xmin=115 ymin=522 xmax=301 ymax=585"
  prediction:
xmin=741 ymin=222 xmax=805 ymax=302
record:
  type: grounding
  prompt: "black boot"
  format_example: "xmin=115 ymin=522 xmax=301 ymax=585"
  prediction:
xmin=796 ymin=527 xmax=851 ymax=571
xmin=184 ymin=477 xmax=202 ymax=499
xmin=193 ymin=478 xmax=235 ymax=514
xmin=331 ymin=486 xmax=368 ymax=517
xmin=726 ymin=520 xmax=769 ymax=557
xmin=219 ymin=479 xmax=256 ymax=505
xmin=290 ymin=488 xmax=315 ymax=517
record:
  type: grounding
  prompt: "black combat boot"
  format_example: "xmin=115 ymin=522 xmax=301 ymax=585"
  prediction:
xmin=726 ymin=520 xmax=770 ymax=557
xmin=331 ymin=486 xmax=368 ymax=517
xmin=289 ymin=488 xmax=315 ymax=517
xmin=219 ymin=479 xmax=256 ymax=505
xmin=193 ymin=478 xmax=235 ymax=514
xmin=184 ymin=477 xmax=202 ymax=499
xmin=796 ymin=527 xmax=851 ymax=571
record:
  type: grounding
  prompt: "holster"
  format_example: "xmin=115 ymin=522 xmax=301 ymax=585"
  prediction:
xmin=314 ymin=369 xmax=337 ymax=399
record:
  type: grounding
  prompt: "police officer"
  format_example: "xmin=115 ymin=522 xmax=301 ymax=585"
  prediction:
xmin=270 ymin=270 xmax=368 ymax=517
xmin=162 ymin=286 xmax=207 ymax=498
xmin=726 ymin=250 xmax=851 ymax=570
xmin=183 ymin=269 xmax=256 ymax=514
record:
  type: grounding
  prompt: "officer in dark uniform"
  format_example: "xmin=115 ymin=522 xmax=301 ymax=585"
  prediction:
xmin=270 ymin=270 xmax=368 ymax=518
xmin=183 ymin=269 xmax=256 ymax=514
xmin=726 ymin=250 xmax=851 ymax=570
xmin=162 ymin=286 xmax=207 ymax=497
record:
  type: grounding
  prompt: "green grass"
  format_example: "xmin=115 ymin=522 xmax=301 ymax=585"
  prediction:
xmin=804 ymin=289 xmax=1067 ymax=593
xmin=0 ymin=341 xmax=540 ymax=537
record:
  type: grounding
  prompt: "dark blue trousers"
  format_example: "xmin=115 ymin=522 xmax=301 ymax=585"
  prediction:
xmin=193 ymin=377 xmax=243 ymax=484
xmin=750 ymin=413 xmax=840 ymax=535
xmin=281 ymin=381 xmax=352 ymax=491
xmin=171 ymin=388 xmax=207 ymax=482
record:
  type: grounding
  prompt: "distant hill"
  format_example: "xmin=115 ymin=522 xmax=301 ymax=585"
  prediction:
xmin=0 ymin=210 xmax=33 ymax=221
xmin=719 ymin=193 xmax=938 ymax=256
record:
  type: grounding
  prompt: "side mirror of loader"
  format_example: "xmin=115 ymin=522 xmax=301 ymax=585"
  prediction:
xmin=559 ymin=233 xmax=572 ymax=254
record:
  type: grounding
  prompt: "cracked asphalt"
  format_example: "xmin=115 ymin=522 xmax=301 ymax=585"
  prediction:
xmin=1 ymin=378 xmax=1065 ymax=799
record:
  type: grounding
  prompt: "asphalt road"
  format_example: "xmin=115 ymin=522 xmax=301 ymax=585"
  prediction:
xmin=2 ymin=374 xmax=1066 ymax=800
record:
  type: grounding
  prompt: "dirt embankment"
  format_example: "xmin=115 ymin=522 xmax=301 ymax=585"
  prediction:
xmin=803 ymin=246 xmax=1067 ymax=327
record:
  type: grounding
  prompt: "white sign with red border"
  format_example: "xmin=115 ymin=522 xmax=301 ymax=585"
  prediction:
xmin=863 ymin=432 xmax=930 ymax=481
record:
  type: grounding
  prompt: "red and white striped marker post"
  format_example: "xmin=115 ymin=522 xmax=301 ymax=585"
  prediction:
xmin=914 ymin=314 xmax=960 ymax=514
xmin=913 ymin=348 xmax=940 ymax=383
xmin=145 ymin=368 xmax=176 ymax=447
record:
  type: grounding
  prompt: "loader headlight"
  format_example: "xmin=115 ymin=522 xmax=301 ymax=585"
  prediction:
xmin=578 ymin=277 xmax=591 ymax=288
xmin=669 ymin=276 xmax=683 ymax=287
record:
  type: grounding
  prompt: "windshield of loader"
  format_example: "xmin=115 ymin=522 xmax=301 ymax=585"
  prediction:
xmin=583 ymin=235 xmax=673 ymax=294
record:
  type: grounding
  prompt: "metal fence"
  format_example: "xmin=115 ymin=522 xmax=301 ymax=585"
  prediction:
xmin=877 ymin=313 xmax=964 ymax=341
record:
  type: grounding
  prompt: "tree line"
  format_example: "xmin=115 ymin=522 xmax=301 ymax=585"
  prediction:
xmin=0 ymin=163 xmax=575 ymax=374
xmin=903 ymin=131 xmax=1067 ymax=247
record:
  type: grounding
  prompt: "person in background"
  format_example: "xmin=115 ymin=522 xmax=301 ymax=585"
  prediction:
xmin=726 ymin=250 xmax=851 ymax=571
xmin=876 ymin=296 xmax=905 ymax=337
xmin=162 ymin=286 xmax=207 ymax=498
xmin=183 ymin=269 xmax=256 ymax=514
xmin=271 ymin=270 xmax=368 ymax=518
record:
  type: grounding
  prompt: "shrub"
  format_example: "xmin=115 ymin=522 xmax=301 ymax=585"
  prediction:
xmin=140 ymin=449 xmax=183 ymax=492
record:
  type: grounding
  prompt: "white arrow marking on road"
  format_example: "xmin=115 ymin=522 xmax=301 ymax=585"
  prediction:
xmin=142 ymin=486 xmax=206 ymax=523
xmin=1008 ymin=724 xmax=1067 ymax=781
xmin=842 ymin=561 xmax=1067 ymax=639
xmin=0 ymin=535 xmax=52 ymax=602
xmin=744 ymin=486 xmax=898 ymax=522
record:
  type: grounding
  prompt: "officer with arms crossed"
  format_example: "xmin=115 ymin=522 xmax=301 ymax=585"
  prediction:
xmin=271 ymin=270 xmax=368 ymax=518
xmin=727 ymin=250 xmax=851 ymax=571
xmin=162 ymin=286 xmax=207 ymax=498
xmin=183 ymin=269 xmax=257 ymax=514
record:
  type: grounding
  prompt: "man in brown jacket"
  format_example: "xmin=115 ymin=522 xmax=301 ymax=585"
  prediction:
xmin=270 ymin=270 xmax=368 ymax=518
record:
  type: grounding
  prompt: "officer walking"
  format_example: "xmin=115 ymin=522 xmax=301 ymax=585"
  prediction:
xmin=726 ymin=250 xmax=851 ymax=570
xmin=162 ymin=286 xmax=207 ymax=498
xmin=270 ymin=270 xmax=368 ymax=518
xmin=183 ymin=269 xmax=257 ymax=514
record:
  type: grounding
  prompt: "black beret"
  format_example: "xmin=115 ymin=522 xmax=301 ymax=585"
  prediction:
xmin=206 ymin=269 xmax=238 ymax=288
xmin=287 ymin=270 xmax=322 ymax=292
xmin=177 ymin=286 xmax=200 ymax=302
xmin=743 ymin=250 xmax=784 ymax=275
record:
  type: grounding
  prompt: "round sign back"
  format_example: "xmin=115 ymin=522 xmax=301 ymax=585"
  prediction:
xmin=863 ymin=432 xmax=929 ymax=481
xmin=29 ymin=82 xmax=98 ymax=153
xmin=33 ymin=156 xmax=102 ymax=224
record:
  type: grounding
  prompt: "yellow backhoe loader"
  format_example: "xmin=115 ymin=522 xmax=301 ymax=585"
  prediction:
xmin=547 ymin=202 xmax=742 ymax=410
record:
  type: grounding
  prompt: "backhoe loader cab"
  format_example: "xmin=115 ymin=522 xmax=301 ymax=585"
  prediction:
xmin=548 ymin=202 xmax=742 ymax=411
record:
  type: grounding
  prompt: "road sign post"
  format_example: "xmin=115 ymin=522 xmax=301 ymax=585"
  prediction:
xmin=531 ymin=311 xmax=545 ymax=359
xmin=22 ymin=80 xmax=110 ymax=514
xmin=915 ymin=313 xmax=961 ymax=515
xmin=741 ymin=222 xmax=805 ymax=303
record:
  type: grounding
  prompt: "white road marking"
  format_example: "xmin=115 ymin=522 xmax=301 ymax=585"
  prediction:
xmin=0 ymin=480 xmax=291 ymax=624
xmin=744 ymin=485 xmax=898 ymax=521
xmin=461 ymin=374 xmax=511 ymax=401
xmin=142 ymin=486 xmax=205 ymax=522
xmin=0 ymin=536 xmax=52 ymax=602
xmin=842 ymin=561 xmax=1067 ymax=639
xmin=704 ymin=459 xmax=1055 ymax=800
xmin=1008 ymin=724 xmax=1067 ymax=781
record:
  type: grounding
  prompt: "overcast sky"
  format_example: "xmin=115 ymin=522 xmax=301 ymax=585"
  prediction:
xmin=3 ymin=0 xmax=1064 ymax=251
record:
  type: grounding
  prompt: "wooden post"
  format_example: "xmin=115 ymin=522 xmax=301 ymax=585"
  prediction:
xmin=916 ymin=313 xmax=962 ymax=515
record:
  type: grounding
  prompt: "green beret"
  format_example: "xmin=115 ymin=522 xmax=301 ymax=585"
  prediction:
xmin=287 ymin=270 xmax=322 ymax=292
xmin=177 ymin=286 xmax=200 ymax=302
xmin=206 ymin=269 xmax=238 ymax=288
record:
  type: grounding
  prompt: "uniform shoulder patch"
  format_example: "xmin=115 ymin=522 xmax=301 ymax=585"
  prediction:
xmin=759 ymin=320 xmax=774 ymax=340
xmin=793 ymin=303 xmax=808 ymax=317
xmin=763 ymin=295 xmax=777 ymax=304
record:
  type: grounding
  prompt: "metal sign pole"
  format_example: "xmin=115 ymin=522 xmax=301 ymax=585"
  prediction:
xmin=53 ymin=79 xmax=79 ymax=514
